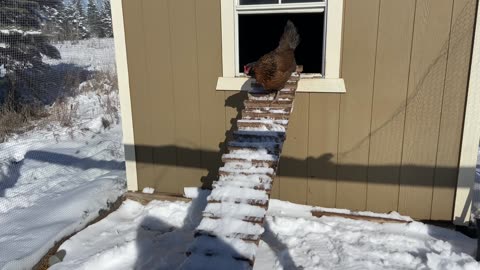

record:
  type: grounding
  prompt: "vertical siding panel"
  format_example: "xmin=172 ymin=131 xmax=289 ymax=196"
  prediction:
xmin=336 ymin=0 xmax=380 ymax=210
xmin=269 ymin=92 xmax=280 ymax=199
xmin=270 ymin=170 xmax=280 ymax=199
xmin=224 ymin=92 xmax=239 ymax=133
xmin=279 ymin=93 xmax=309 ymax=204
xmin=307 ymin=94 xmax=339 ymax=208
xmin=224 ymin=91 xmax=245 ymax=157
xmin=196 ymin=0 xmax=225 ymax=188
xmin=169 ymin=0 xmax=203 ymax=190
xmin=366 ymin=0 xmax=415 ymax=213
xmin=122 ymin=0 xmax=154 ymax=190
xmin=398 ymin=0 xmax=454 ymax=219
xmin=142 ymin=0 xmax=177 ymax=193
xmin=431 ymin=0 xmax=477 ymax=220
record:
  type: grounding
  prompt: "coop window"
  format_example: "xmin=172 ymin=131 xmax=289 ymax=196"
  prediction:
xmin=235 ymin=0 xmax=327 ymax=76
xmin=217 ymin=0 xmax=344 ymax=92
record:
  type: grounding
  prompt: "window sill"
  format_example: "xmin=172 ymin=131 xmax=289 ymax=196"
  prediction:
xmin=216 ymin=77 xmax=346 ymax=93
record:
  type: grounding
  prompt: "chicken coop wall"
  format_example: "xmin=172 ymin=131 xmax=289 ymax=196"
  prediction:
xmin=116 ymin=0 xmax=478 ymax=222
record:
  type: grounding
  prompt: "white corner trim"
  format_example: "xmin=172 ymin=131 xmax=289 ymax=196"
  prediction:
xmin=111 ymin=0 xmax=138 ymax=191
xmin=324 ymin=0 xmax=343 ymax=78
xmin=216 ymin=77 xmax=346 ymax=93
xmin=454 ymin=0 xmax=480 ymax=226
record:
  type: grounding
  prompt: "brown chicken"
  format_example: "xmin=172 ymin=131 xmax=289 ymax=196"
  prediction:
xmin=243 ymin=20 xmax=300 ymax=94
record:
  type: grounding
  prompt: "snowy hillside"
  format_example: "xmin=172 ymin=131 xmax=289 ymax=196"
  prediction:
xmin=45 ymin=38 xmax=117 ymax=72
xmin=0 ymin=38 xmax=125 ymax=269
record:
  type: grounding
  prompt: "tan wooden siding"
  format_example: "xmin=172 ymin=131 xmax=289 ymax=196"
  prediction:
xmin=366 ymin=0 xmax=416 ymax=213
xmin=196 ymin=0 xmax=226 ymax=188
xmin=431 ymin=0 xmax=477 ymax=220
xmin=122 ymin=0 xmax=156 ymax=190
xmin=398 ymin=0 xmax=455 ymax=220
xmin=278 ymin=93 xmax=310 ymax=204
xmin=143 ymin=0 xmax=178 ymax=193
xmin=336 ymin=0 xmax=380 ymax=210
xmin=122 ymin=0 xmax=477 ymax=220
xmin=307 ymin=93 xmax=340 ymax=208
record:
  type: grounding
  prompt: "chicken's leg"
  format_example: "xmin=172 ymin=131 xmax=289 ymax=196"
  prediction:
xmin=270 ymin=90 xmax=280 ymax=106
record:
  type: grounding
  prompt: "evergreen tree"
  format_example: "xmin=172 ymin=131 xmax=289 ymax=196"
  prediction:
xmin=59 ymin=0 xmax=90 ymax=41
xmin=87 ymin=0 xmax=104 ymax=38
xmin=0 ymin=0 xmax=62 ymax=106
xmin=100 ymin=0 xmax=113 ymax=38
xmin=76 ymin=0 xmax=85 ymax=18
xmin=73 ymin=0 xmax=89 ymax=39
xmin=42 ymin=5 xmax=63 ymax=41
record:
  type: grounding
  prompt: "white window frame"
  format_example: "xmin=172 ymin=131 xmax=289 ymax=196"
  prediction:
xmin=217 ymin=0 xmax=345 ymax=93
xmin=235 ymin=1 xmax=327 ymax=77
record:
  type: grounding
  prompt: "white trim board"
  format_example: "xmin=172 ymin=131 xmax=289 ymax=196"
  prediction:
xmin=111 ymin=0 xmax=138 ymax=191
xmin=454 ymin=0 xmax=480 ymax=226
xmin=221 ymin=0 xmax=235 ymax=77
xmin=324 ymin=0 xmax=343 ymax=78
xmin=216 ymin=77 xmax=345 ymax=93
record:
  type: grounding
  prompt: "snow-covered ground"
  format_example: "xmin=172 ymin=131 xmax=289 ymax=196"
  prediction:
xmin=0 ymin=38 xmax=125 ymax=269
xmin=45 ymin=38 xmax=117 ymax=72
xmin=49 ymin=192 xmax=479 ymax=270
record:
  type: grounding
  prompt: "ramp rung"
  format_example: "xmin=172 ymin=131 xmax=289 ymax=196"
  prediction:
xmin=233 ymin=130 xmax=286 ymax=141
xmin=212 ymin=181 xmax=271 ymax=192
xmin=221 ymin=157 xmax=276 ymax=167
xmin=231 ymin=134 xmax=284 ymax=143
xmin=207 ymin=200 xmax=268 ymax=209
xmin=208 ymin=186 xmax=269 ymax=203
xmin=242 ymin=112 xmax=290 ymax=120
xmin=244 ymin=100 xmax=292 ymax=109
xmin=227 ymin=141 xmax=281 ymax=155
xmin=237 ymin=120 xmax=288 ymax=132
xmin=218 ymin=170 xmax=274 ymax=178
xmin=195 ymin=217 xmax=264 ymax=241
xmin=202 ymin=202 xmax=266 ymax=222
xmin=217 ymin=174 xmax=272 ymax=187
xmin=223 ymin=149 xmax=278 ymax=161
xmin=244 ymin=107 xmax=290 ymax=114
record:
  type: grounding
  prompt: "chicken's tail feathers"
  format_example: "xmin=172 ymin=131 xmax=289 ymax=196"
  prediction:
xmin=279 ymin=20 xmax=300 ymax=50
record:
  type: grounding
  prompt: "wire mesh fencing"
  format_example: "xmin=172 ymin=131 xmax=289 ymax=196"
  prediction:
xmin=0 ymin=1 xmax=125 ymax=269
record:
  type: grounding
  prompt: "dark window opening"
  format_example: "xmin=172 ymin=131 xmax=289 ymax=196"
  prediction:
xmin=238 ymin=12 xmax=325 ymax=74
xmin=282 ymin=0 xmax=324 ymax=3
xmin=240 ymin=0 xmax=277 ymax=5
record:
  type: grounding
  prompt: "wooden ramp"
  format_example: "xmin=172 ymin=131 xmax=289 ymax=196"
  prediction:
xmin=180 ymin=74 xmax=300 ymax=270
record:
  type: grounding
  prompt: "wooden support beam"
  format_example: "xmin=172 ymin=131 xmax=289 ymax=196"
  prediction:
xmin=311 ymin=210 xmax=411 ymax=224
xmin=125 ymin=191 xmax=191 ymax=205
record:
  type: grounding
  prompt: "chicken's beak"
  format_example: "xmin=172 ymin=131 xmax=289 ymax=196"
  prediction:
xmin=244 ymin=65 xmax=251 ymax=76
